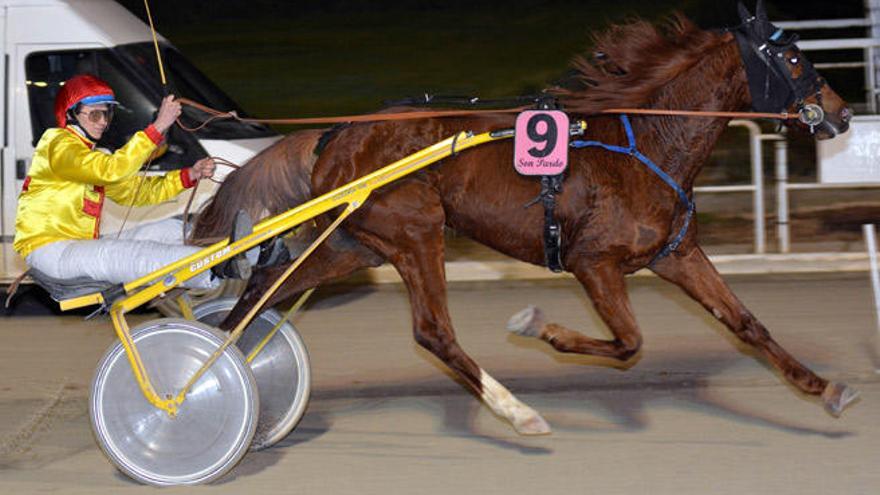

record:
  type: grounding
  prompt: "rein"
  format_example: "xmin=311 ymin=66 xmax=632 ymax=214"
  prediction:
xmin=176 ymin=97 xmax=528 ymax=131
xmin=181 ymin=157 xmax=241 ymax=243
xmin=176 ymin=97 xmax=794 ymax=129
xmin=600 ymin=108 xmax=793 ymax=120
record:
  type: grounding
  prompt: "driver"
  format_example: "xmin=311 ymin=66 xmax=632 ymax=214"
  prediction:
xmin=13 ymin=74 xmax=225 ymax=289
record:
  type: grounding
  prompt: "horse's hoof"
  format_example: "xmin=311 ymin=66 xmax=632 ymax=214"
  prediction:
xmin=821 ymin=382 xmax=860 ymax=417
xmin=506 ymin=305 xmax=545 ymax=338
xmin=513 ymin=414 xmax=552 ymax=436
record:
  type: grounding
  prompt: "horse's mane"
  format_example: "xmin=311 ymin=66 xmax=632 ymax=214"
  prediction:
xmin=551 ymin=14 xmax=727 ymax=113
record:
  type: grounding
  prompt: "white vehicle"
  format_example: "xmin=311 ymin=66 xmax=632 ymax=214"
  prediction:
xmin=0 ymin=0 xmax=281 ymax=282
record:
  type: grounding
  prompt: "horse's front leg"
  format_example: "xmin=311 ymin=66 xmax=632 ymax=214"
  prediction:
xmin=508 ymin=259 xmax=644 ymax=362
xmin=650 ymin=245 xmax=859 ymax=417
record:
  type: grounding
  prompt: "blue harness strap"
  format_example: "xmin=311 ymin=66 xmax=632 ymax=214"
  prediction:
xmin=570 ymin=114 xmax=695 ymax=265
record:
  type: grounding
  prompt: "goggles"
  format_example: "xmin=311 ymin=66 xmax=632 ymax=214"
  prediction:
xmin=78 ymin=107 xmax=115 ymax=124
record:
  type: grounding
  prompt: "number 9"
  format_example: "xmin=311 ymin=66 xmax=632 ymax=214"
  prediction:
xmin=527 ymin=114 xmax=558 ymax=158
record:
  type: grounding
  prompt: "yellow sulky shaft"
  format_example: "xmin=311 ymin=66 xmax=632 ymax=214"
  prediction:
xmin=58 ymin=127 xmax=535 ymax=415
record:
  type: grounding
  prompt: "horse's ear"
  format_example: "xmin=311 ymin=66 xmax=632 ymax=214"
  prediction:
xmin=737 ymin=2 xmax=752 ymax=22
xmin=755 ymin=0 xmax=769 ymax=21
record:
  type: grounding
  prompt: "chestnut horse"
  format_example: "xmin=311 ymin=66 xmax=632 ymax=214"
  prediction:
xmin=192 ymin=2 xmax=856 ymax=435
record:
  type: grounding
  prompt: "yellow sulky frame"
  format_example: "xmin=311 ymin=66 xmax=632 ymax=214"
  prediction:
xmin=56 ymin=126 xmax=569 ymax=416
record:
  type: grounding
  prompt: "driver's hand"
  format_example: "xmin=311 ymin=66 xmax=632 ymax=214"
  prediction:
xmin=189 ymin=157 xmax=216 ymax=181
xmin=153 ymin=95 xmax=182 ymax=134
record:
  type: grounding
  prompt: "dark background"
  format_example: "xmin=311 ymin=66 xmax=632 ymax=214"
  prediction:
xmin=115 ymin=1 xmax=867 ymax=118
xmin=118 ymin=1 xmax=861 ymax=26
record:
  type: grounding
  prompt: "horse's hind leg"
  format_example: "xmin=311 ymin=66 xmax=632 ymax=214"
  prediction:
xmin=650 ymin=245 xmax=859 ymax=416
xmin=350 ymin=182 xmax=550 ymax=435
xmin=508 ymin=260 xmax=644 ymax=362
xmin=217 ymin=239 xmax=381 ymax=332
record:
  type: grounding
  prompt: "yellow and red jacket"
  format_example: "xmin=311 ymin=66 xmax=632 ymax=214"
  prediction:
xmin=13 ymin=125 xmax=195 ymax=258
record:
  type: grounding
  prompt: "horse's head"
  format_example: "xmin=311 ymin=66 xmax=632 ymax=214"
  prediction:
xmin=733 ymin=0 xmax=851 ymax=139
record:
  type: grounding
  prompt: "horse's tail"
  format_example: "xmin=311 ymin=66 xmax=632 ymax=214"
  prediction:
xmin=190 ymin=128 xmax=326 ymax=245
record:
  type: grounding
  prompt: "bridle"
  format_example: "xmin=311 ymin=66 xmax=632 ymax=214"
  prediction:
xmin=731 ymin=16 xmax=828 ymax=133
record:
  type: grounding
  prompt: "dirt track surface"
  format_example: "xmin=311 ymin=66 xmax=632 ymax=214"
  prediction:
xmin=1 ymin=273 xmax=878 ymax=494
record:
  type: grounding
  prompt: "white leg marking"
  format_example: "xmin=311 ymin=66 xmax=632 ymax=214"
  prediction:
xmin=478 ymin=369 xmax=551 ymax=435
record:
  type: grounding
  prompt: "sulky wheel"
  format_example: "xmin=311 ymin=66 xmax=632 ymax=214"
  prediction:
xmin=193 ymin=297 xmax=311 ymax=451
xmin=90 ymin=318 xmax=258 ymax=486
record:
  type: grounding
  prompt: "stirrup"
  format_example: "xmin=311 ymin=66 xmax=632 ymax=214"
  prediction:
xmin=211 ymin=210 xmax=258 ymax=280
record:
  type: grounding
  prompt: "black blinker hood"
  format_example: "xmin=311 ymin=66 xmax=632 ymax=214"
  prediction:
xmin=734 ymin=27 xmax=797 ymax=113
xmin=732 ymin=2 xmax=823 ymax=114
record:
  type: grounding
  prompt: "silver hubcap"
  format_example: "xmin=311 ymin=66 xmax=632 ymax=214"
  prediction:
xmin=90 ymin=319 xmax=258 ymax=486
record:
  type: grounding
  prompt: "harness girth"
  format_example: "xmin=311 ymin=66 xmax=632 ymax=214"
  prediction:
xmin=535 ymin=97 xmax=566 ymax=273
xmin=538 ymin=175 xmax=565 ymax=272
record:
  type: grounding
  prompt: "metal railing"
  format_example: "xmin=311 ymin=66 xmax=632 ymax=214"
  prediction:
xmin=694 ymin=121 xmax=781 ymax=255
xmin=776 ymin=19 xmax=870 ymax=30
xmin=699 ymin=125 xmax=879 ymax=257
xmin=769 ymin=134 xmax=880 ymax=254
xmin=864 ymin=224 xmax=880 ymax=332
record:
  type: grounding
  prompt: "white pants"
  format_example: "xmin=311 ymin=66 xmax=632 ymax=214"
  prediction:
xmin=26 ymin=218 xmax=218 ymax=289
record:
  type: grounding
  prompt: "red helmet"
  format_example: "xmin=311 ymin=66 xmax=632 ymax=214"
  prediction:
xmin=54 ymin=74 xmax=119 ymax=127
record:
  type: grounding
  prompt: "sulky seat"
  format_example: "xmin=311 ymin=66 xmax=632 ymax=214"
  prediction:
xmin=27 ymin=267 xmax=117 ymax=303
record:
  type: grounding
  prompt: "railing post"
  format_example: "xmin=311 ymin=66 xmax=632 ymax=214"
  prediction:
xmin=868 ymin=46 xmax=878 ymax=114
xmin=751 ymin=129 xmax=766 ymax=254
xmin=869 ymin=0 xmax=880 ymax=112
xmin=864 ymin=224 xmax=880 ymax=333
xmin=729 ymin=120 xmax=765 ymax=254
xmin=775 ymin=139 xmax=790 ymax=253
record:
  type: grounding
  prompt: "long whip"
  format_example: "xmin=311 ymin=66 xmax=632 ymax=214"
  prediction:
xmin=143 ymin=0 xmax=167 ymax=87
xmin=115 ymin=1 xmax=174 ymax=238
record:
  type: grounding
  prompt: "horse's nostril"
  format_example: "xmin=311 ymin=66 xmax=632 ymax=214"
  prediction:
xmin=840 ymin=107 xmax=853 ymax=123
